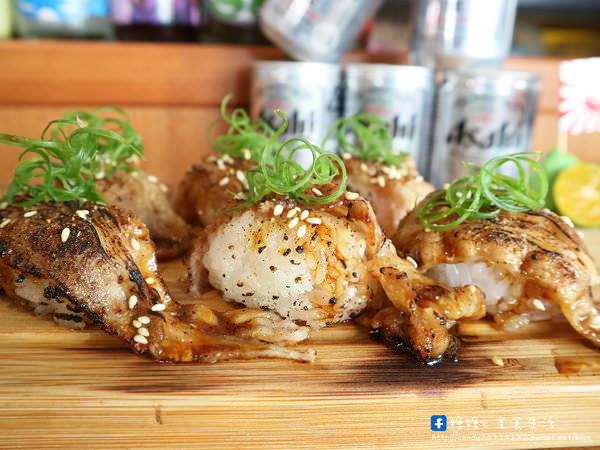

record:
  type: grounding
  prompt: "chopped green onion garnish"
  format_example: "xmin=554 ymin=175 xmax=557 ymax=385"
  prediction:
xmin=54 ymin=107 xmax=144 ymax=179
xmin=209 ymin=94 xmax=278 ymax=161
xmin=324 ymin=112 xmax=407 ymax=168
xmin=417 ymin=152 xmax=548 ymax=231
xmin=0 ymin=113 xmax=141 ymax=207
xmin=229 ymin=111 xmax=347 ymax=210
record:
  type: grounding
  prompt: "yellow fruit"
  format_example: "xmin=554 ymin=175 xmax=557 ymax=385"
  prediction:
xmin=553 ymin=162 xmax=600 ymax=227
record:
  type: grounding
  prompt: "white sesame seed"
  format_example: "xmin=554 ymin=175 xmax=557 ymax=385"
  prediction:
xmin=138 ymin=316 xmax=150 ymax=325
xmin=61 ymin=227 xmax=70 ymax=243
xmin=0 ymin=218 xmax=10 ymax=228
xmin=341 ymin=153 xmax=351 ymax=160
xmin=300 ymin=210 xmax=309 ymax=220
xmin=406 ymin=256 xmax=418 ymax=269
xmin=216 ymin=159 xmax=226 ymax=170
xmin=218 ymin=177 xmax=230 ymax=186
xmin=288 ymin=217 xmax=299 ymax=229
xmin=297 ymin=224 xmax=307 ymax=238
xmin=532 ymin=299 xmax=546 ymax=311
xmin=0 ymin=202 xmax=7 ymax=209
xmin=273 ymin=204 xmax=284 ymax=216
xmin=222 ymin=154 xmax=234 ymax=164
xmin=147 ymin=175 xmax=158 ymax=183
xmin=560 ymin=216 xmax=575 ymax=228
xmin=360 ymin=163 xmax=368 ymax=172
xmin=286 ymin=209 xmax=298 ymax=219
xmin=134 ymin=335 xmax=148 ymax=344
xmin=145 ymin=277 xmax=155 ymax=285
xmin=415 ymin=175 xmax=423 ymax=182
xmin=306 ymin=217 xmax=322 ymax=225
xmin=128 ymin=295 xmax=138 ymax=309
xmin=377 ymin=175 xmax=386 ymax=188
xmin=131 ymin=239 xmax=140 ymax=250
xmin=23 ymin=210 xmax=37 ymax=218
xmin=160 ymin=184 xmax=168 ymax=193
xmin=345 ymin=191 xmax=359 ymax=200
xmin=236 ymin=170 xmax=247 ymax=184
xmin=577 ymin=231 xmax=585 ymax=239
xmin=151 ymin=303 xmax=166 ymax=312
xmin=96 ymin=171 xmax=105 ymax=180
xmin=132 ymin=319 xmax=142 ymax=328
xmin=443 ymin=183 xmax=450 ymax=189
xmin=207 ymin=155 xmax=217 ymax=162
xmin=241 ymin=148 xmax=251 ymax=160
xmin=138 ymin=327 xmax=149 ymax=337
xmin=312 ymin=188 xmax=323 ymax=196
xmin=76 ymin=209 xmax=89 ymax=219
xmin=491 ymin=355 xmax=504 ymax=367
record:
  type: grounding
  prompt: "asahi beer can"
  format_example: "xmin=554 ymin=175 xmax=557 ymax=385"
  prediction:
xmin=251 ymin=61 xmax=341 ymax=166
xmin=259 ymin=0 xmax=383 ymax=62
xmin=409 ymin=0 xmax=517 ymax=71
xmin=344 ymin=63 xmax=434 ymax=174
xmin=429 ymin=70 xmax=540 ymax=187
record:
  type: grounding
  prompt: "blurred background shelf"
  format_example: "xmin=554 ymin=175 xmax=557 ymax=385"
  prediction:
xmin=0 ymin=40 xmax=597 ymax=186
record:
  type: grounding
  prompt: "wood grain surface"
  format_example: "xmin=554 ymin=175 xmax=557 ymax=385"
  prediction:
xmin=0 ymin=230 xmax=598 ymax=449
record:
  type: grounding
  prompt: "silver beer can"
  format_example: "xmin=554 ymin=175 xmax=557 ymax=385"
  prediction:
xmin=344 ymin=63 xmax=435 ymax=175
xmin=429 ymin=70 xmax=540 ymax=187
xmin=251 ymin=60 xmax=342 ymax=165
xmin=409 ymin=0 xmax=518 ymax=70
xmin=259 ymin=0 xmax=383 ymax=62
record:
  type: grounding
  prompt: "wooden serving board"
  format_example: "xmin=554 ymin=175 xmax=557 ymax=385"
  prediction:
xmin=1 ymin=231 xmax=599 ymax=449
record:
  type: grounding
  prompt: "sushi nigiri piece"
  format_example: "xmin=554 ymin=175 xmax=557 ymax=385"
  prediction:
xmin=328 ymin=113 xmax=434 ymax=235
xmin=192 ymin=185 xmax=385 ymax=329
xmin=172 ymin=153 xmax=254 ymax=227
xmin=0 ymin=201 xmax=314 ymax=362
xmin=342 ymin=154 xmax=433 ymax=236
xmin=394 ymin=205 xmax=600 ymax=346
xmin=98 ymin=168 xmax=190 ymax=259
xmin=393 ymin=154 xmax=600 ymax=347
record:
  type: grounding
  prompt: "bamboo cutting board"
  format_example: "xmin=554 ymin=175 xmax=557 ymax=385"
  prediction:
xmin=0 ymin=231 xmax=599 ymax=449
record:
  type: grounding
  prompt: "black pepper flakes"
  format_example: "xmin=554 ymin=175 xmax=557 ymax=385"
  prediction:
xmin=269 ymin=265 xmax=277 ymax=272
xmin=258 ymin=246 xmax=266 ymax=254
xmin=283 ymin=248 xmax=291 ymax=256
xmin=329 ymin=297 xmax=337 ymax=305
xmin=295 ymin=246 xmax=304 ymax=253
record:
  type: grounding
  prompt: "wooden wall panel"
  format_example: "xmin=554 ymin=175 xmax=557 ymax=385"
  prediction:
xmin=0 ymin=41 xmax=598 ymax=189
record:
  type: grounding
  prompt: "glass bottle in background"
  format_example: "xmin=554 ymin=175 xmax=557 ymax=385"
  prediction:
xmin=14 ymin=0 xmax=112 ymax=39
xmin=110 ymin=0 xmax=201 ymax=42
xmin=0 ymin=0 xmax=11 ymax=39
xmin=201 ymin=0 xmax=267 ymax=45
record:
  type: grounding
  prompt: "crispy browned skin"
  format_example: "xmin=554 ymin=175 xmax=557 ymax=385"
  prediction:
xmin=98 ymin=170 xmax=189 ymax=259
xmin=368 ymin=240 xmax=486 ymax=362
xmin=344 ymin=156 xmax=433 ymax=236
xmin=172 ymin=155 xmax=254 ymax=227
xmin=0 ymin=202 xmax=314 ymax=362
xmin=393 ymin=196 xmax=600 ymax=347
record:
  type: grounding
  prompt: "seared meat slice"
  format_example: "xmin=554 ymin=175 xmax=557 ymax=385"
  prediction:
xmin=0 ymin=202 xmax=314 ymax=362
xmin=343 ymin=155 xmax=433 ymax=236
xmin=368 ymin=240 xmax=486 ymax=362
xmin=393 ymin=198 xmax=600 ymax=347
xmin=97 ymin=170 xmax=189 ymax=259
xmin=172 ymin=155 xmax=255 ymax=227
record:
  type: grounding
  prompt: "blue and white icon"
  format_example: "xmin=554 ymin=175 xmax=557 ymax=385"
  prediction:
xmin=430 ymin=415 xmax=447 ymax=431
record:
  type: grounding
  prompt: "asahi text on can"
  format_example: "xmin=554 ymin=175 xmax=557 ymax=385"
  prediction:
xmin=429 ymin=70 xmax=540 ymax=187
xmin=260 ymin=0 xmax=383 ymax=62
xmin=344 ymin=63 xmax=434 ymax=174
xmin=251 ymin=61 xmax=341 ymax=165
